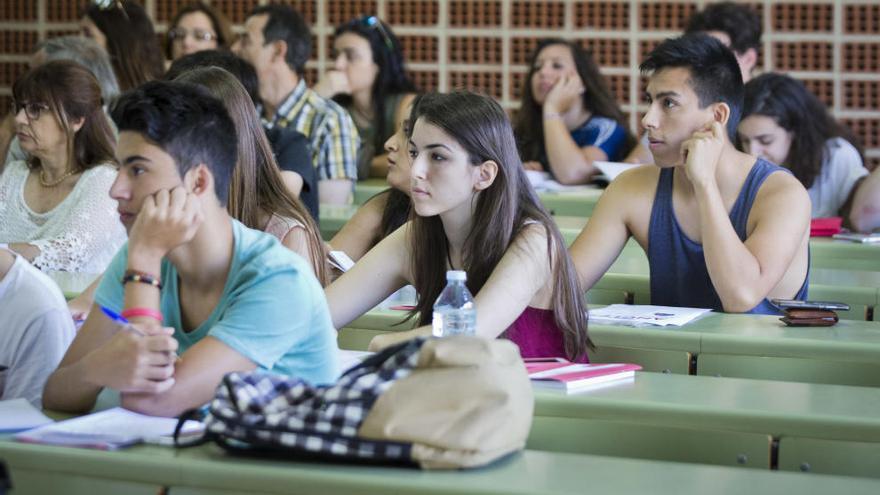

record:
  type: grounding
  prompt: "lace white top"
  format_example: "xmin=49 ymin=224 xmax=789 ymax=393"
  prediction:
xmin=0 ymin=160 xmax=126 ymax=272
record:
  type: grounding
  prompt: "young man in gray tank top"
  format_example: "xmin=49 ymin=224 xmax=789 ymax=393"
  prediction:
xmin=570 ymin=34 xmax=810 ymax=314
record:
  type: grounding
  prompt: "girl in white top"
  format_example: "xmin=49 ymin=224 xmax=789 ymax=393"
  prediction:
xmin=738 ymin=73 xmax=868 ymax=219
xmin=0 ymin=60 xmax=125 ymax=272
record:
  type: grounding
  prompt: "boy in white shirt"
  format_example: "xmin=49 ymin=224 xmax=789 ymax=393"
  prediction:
xmin=0 ymin=247 xmax=75 ymax=407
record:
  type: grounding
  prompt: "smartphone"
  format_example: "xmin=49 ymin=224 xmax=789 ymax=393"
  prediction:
xmin=771 ymin=299 xmax=850 ymax=311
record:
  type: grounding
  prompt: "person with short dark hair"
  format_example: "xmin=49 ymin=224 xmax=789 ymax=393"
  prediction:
xmin=570 ymin=34 xmax=810 ymax=314
xmin=684 ymin=1 xmax=762 ymax=83
xmin=43 ymin=81 xmax=338 ymax=417
xmin=234 ymin=4 xmax=360 ymax=205
xmin=166 ymin=50 xmax=318 ymax=220
xmin=738 ymin=73 xmax=868 ymax=219
xmin=625 ymin=2 xmax=763 ymax=165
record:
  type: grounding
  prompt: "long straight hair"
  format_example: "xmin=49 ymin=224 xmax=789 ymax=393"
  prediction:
xmin=174 ymin=67 xmax=328 ymax=285
xmin=740 ymin=73 xmax=865 ymax=189
xmin=514 ymin=38 xmax=635 ymax=166
xmin=409 ymin=92 xmax=591 ymax=360
xmin=84 ymin=0 xmax=164 ymax=91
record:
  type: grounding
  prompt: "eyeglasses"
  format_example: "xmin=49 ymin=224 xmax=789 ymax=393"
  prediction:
xmin=12 ymin=101 xmax=50 ymax=120
xmin=359 ymin=15 xmax=394 ymax=52
xmin=168 ymin=27 xmax=218 ymax=43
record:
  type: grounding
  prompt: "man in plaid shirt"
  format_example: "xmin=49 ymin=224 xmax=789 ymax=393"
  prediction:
xmin=235 ymin=4 xmax=359 ymax=205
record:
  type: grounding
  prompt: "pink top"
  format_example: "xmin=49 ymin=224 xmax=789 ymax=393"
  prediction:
xmin=504 ymin=307 xmax=588 ymax=363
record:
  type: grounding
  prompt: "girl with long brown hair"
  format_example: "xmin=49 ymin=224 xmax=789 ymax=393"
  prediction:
xmin=514 ymin=38 xmax=635 ymax=185
xmin=326 ymin=91 xmax=591 ymax=361
xmin=174 ymin=67 xmax=327 ymax=284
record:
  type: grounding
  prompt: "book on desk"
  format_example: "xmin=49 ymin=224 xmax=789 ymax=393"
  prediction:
xmin=525 ymin=359 xmax=642 ymax=393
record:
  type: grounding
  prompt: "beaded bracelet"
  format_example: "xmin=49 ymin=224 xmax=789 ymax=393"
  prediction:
xmin=122 ymin=270 xmax=163 ymax=290
xmin=121 ymin=307 xmax=164 ymax=323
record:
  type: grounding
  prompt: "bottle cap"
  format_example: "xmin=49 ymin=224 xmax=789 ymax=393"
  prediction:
xmin=446 ymin=270 xmax=466 ymax=281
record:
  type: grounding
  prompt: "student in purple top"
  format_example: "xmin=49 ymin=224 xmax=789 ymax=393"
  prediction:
xmin=570 ymin=34 xmax=810 ymax=315
xmin=514 ymin=38 xmax=635 ymax=185
xmin=326 ymin=92 xmax=591 ymax=361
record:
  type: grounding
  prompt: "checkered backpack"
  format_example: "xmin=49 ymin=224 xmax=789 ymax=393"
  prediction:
xmin=186 ymin=336 xmax=534 ymax=469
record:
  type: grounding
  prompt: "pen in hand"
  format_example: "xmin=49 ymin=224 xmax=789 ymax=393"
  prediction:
xmin=99 ymin=305 xmax=180 ymax=362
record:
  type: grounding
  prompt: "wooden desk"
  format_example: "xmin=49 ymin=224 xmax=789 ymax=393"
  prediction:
xmin=2 ymin=438 xmax=878 ymax=495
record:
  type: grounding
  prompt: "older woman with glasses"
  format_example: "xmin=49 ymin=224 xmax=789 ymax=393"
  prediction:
xmin=0 ymin=61 xmax=126 ymax=273
xmin=165 ymin=2 xmax=233 ymax=61
xmin=314 ymin=15 xmax=417 ymax=180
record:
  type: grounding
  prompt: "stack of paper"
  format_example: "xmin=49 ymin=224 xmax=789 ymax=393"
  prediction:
xmin=0 ymin=398 xmax=53 ymax=432
xmin=15 ymin=407 xmax=204 ymax=450
xmin=593 ymin=161 xmax=641 ymax=182
xmin=589 ymin=304 xmax=712 ymax=327
xmin=525 ymin=170 xmax=597 ymax=193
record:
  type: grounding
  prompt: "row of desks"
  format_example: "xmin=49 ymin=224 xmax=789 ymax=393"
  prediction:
xmin=3 ymin=435 xmax=878 ymax=495
xmin=339 ymin=309 xmax=880 ymax=387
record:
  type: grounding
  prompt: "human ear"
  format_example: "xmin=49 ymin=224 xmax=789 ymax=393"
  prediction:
xmin=712 ymin=102 xmax=731 ymax=129
xmin=184 ymin=164 xmax=212 ymax=197
xmin=70 ymin=116 xmax=86 ymax=134
xmin=272 ymin=40 xmax=288 ymax=64
xmin=474 ymin=160 xmax=498 ymax=191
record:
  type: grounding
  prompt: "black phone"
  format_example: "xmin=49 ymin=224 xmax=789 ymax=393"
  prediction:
xmin=771 ymin=299 xmax=850 ymax=311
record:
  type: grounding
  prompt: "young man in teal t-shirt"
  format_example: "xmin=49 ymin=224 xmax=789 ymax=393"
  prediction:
xmin=44 ymin=81 xmax=338 ymax=417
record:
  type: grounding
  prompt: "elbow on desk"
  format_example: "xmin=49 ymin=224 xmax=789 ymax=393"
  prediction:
xmin=719 ymin=290 xmax=765 ymax=314
xmin=121 ymin=393 xmax=188 ymax=419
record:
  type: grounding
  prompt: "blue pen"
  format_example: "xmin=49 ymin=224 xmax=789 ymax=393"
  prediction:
xmin=99 ymin=305 xmax=145 ymax=336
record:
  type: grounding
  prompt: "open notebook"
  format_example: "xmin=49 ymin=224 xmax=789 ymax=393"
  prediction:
xmin=15 ymin=407 xmax=204 ymax=450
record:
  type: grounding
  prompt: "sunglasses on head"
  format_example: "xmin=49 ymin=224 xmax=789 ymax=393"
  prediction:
xmin=92 ymin=0 xmax=129 ymax=20
xmin=359 ymin=15 xmax=394 ymax=52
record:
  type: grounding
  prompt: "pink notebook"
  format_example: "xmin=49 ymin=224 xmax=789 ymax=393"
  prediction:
xmin=525 ymin=359 xmax=642 ymax=392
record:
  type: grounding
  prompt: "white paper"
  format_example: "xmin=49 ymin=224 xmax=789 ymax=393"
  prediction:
xmin=593 ymin=161 xmax=640 ymax=182
xmin=589 ymin=304 xmax=712 ymax=327
xmin=339 ymin=349 xmax=372 ymax=374
xmin=525 ymin=170 xmax=597 ymax=192
xmin=16 ymin=407 xmax=204 ymax=449
xmin=328 ymin=250 xmax=356 ymax=272
xmin=0 ymin=398 xmax=53 ymax=432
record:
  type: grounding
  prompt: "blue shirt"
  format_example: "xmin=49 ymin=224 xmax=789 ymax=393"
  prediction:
xmin=569 ymin=115 xmax=628 ymax=162
xmin=647 ymin=158 xmax=809 ymax=314
xmin=96 ymin=219 xmax=339 ymax=385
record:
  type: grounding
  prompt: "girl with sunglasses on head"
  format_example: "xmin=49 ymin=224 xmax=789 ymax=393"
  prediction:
xmin=164 ymin=2 xmax=233 ymax=62
xmin=314 ymin=16 xmax=417 ymax=180
xmin=738 ymin=73 xmax=868 ymax=219
xmin=326 ymin=91 xmax=591 ymax=361
xmin=514 ymin=39 xmax=636 ymax=185
xmin=0 ymin=61 xmax=126 ymax=273
xmin=80 ymin=0 xmax=164 ymax=91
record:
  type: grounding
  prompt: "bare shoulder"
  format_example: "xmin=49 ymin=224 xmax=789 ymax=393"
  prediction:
xmin=755 ymin=169 xmax=811 ymax=210
xmin=595 ymin=165 xmax=660 ymax=215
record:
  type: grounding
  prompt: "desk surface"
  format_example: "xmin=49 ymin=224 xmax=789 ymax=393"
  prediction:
xmin=2 ymin=439 xmax=878 ymax=495
xmin=535 ymin=372 xmax=880 ymax=443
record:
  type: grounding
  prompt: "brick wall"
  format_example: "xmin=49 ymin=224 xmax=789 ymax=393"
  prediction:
xmin=1 ymin=0 xmax=877 ymax=167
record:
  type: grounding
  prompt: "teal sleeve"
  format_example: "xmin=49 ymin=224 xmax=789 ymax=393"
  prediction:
xmin=207 ymin=266 xmax=338 ymax=384
xmin=93 ymin=243 xmax=129 ymax=313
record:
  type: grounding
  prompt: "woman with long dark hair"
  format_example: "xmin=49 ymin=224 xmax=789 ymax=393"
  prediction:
xmin=326 ymin=91 xmax=591 ymax=361
xmin=514 ymin=38 xmax=635 ymax=185
xmin=738 ymin=73 xmax=868 ymax=218
xmin=0 ymin=60 xmax=125 ymax=272
xmin=80 ymin=0 xmax=164 ymax=91
xmin=315 ymin=15 xmax=417 ymax=179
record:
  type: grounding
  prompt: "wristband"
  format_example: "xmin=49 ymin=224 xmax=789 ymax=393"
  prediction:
xmin=543 ymin=112 xmax=564 ymax=120
xmin=121 ymin=307 xmax=164 ymax=323
xmin=122 ymin=269 xmax=162 ymax=290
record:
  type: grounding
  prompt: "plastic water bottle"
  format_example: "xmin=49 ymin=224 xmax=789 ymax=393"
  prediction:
xmin=432 ymin=270 xmax=477 ymax=337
